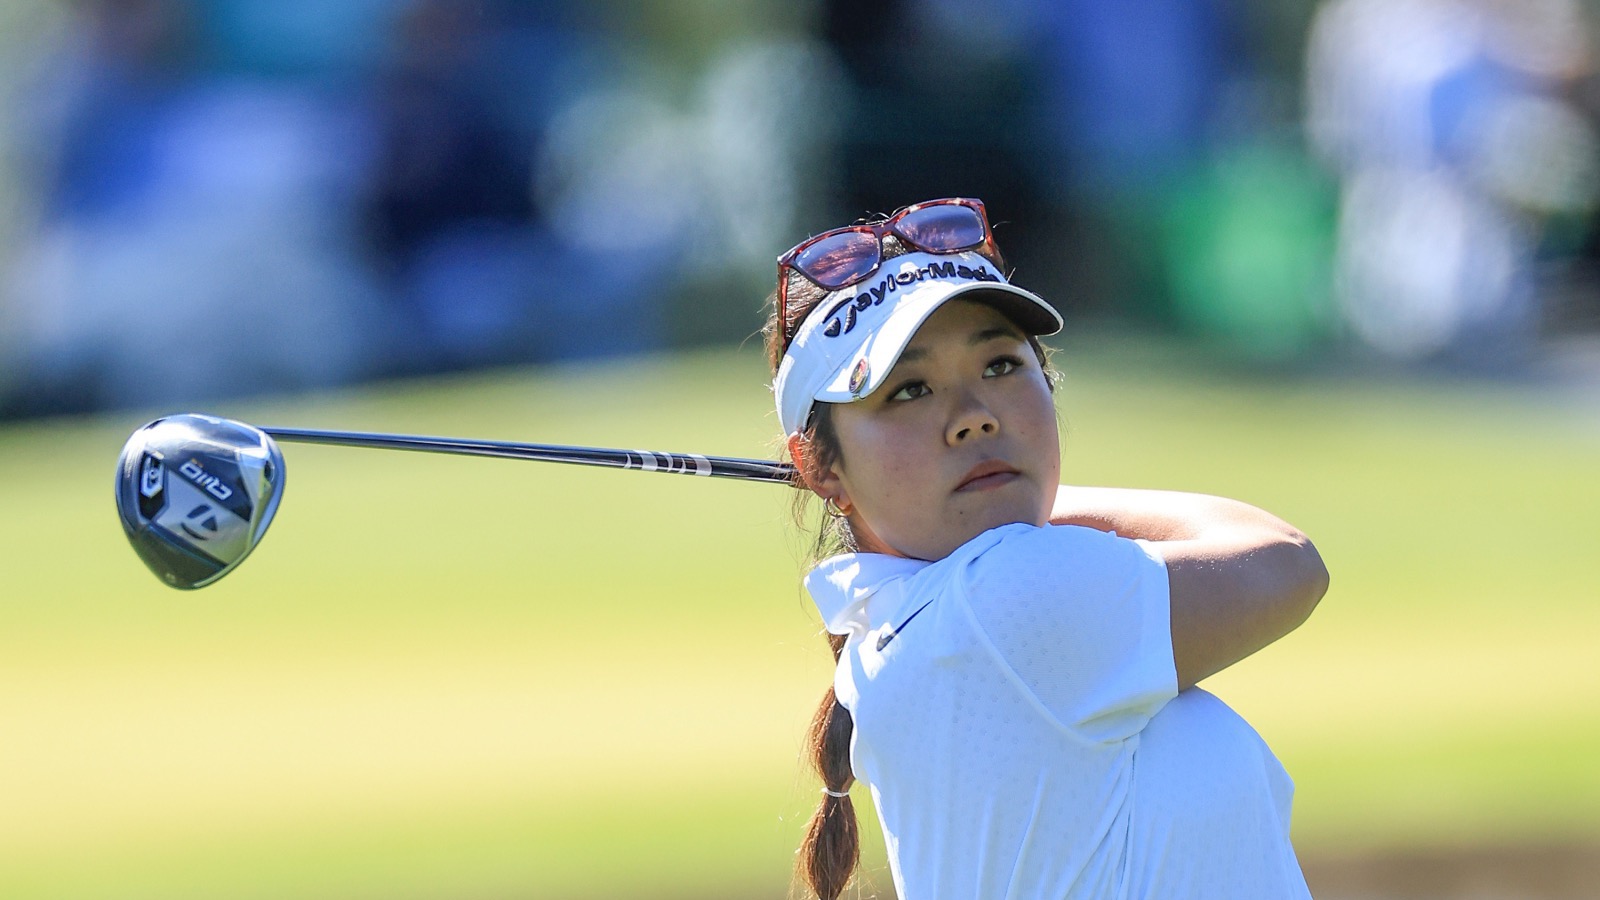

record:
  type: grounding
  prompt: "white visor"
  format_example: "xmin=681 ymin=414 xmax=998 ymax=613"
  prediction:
xmin=773 ymin=250 xmax=1062 ymax=436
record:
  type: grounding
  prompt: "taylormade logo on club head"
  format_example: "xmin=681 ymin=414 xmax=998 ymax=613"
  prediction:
xmin=819 ymin=260 xmax=1002 ymax=340
xmin=180 ymin=503 xmax=221 ymax=541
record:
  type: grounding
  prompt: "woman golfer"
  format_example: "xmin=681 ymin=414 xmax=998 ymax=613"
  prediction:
xmin=766 ymin=198 xmax=1329 ymax=899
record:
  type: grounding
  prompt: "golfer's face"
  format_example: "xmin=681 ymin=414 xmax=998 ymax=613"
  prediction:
xmin=826 ymin=301 xmax=1060 ymax=560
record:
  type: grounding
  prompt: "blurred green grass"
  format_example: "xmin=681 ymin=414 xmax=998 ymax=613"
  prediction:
xmin=1 ymin=339 xmax=1596 ymax=898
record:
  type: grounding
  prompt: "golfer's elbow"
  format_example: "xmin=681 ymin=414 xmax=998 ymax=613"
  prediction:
xmin=1282 ymin=528 xmax=1329 ymax=629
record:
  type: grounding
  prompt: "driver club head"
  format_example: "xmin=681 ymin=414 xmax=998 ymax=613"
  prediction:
xmin=115 ymin=414 xmax=285 ymax=590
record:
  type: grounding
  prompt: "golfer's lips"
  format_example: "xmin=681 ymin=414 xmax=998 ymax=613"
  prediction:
xmin=955 ymin=460 xmax=1020 ymax=492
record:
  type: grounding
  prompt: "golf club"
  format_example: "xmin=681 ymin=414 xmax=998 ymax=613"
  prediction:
xmin=116 ymin=413 xmax=797 ymax=590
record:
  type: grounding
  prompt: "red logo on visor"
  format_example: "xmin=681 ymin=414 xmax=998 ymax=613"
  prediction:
xmin=848 ymin=358 xmax=871 ymax=396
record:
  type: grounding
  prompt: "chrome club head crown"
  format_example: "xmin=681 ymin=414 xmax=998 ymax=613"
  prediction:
xmin=115 ymin=414 xmax=285 ymax=589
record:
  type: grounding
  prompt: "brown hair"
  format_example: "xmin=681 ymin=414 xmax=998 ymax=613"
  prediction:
xmin=766 ymin=230 xmax=1022 ymax=899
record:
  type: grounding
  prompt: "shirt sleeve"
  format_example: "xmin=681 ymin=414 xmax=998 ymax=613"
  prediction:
xmin=954 ymin=524 xmax=1177 ymax=743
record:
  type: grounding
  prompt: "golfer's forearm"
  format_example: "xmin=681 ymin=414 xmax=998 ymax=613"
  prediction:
xmin=1050 ymin=484 xmax=1286 ymax=542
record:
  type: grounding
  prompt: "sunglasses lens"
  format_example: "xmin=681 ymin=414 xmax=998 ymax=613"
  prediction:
xmin=794 ymin=230 xmax=882 ymax=289
xmin=895 ymin=204 xmax=986 ymax=252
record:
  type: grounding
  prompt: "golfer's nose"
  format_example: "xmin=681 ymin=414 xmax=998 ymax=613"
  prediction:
xmin=947 ymin=392 xmax=999 ymax=444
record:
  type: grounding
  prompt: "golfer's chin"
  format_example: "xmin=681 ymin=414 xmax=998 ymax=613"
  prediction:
xmin=889 ymin=500 xmax=1049 ymax=561
xmin=955 ymin=481 xmax=1050 ymax=534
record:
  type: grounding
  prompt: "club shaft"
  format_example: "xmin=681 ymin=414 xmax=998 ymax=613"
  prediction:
xmin=259 ymin=426 xmax=797 ymax=485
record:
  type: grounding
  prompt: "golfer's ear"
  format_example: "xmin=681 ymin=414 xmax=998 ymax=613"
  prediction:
xmin=787 ymin=433 xmax=842 ymax=499
xmin=788 ymin=433 xmax=817 ymax=490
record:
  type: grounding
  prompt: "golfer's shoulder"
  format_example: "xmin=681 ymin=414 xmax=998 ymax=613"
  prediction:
xmin=959 ymin=523 xmax=1158 ymax=590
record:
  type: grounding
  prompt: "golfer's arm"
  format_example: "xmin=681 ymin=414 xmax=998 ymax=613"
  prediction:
xmin=1051 ymin=485 xmax=1329 ymax=690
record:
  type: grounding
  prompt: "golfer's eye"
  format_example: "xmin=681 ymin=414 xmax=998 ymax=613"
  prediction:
xmin=887 ymin=380 xmax=930 ymax=402
xmin=984 ymin=355 xmax=1024 ymax=377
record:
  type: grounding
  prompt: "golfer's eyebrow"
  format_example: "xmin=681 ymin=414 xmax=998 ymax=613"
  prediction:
xmin=899 ymin=325 xmax=1025 ymax=364
xmin=970 ymin=324 xmax=1025 ymax=346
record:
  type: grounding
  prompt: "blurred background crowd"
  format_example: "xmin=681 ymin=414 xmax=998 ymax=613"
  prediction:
xmin=1 ymin=0 xmax=1598 ymax=418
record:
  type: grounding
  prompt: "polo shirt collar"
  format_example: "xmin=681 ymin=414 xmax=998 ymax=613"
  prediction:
xmin=804 ymin=552 xmax=931 ymax=635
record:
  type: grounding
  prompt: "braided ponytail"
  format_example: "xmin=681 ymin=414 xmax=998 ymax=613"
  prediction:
xmin=787 ymin=408 xmax=862 ymax=899
xmin=797 ymin=631 xmax=859 ymax=899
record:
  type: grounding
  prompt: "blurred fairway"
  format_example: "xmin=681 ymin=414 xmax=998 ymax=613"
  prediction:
xmin=1 ymin=338 xmax=1597 ymax=899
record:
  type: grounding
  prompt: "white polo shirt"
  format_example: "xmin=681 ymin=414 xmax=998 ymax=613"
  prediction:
xmin=806 ymin=522 xmax=1309 ymax=899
